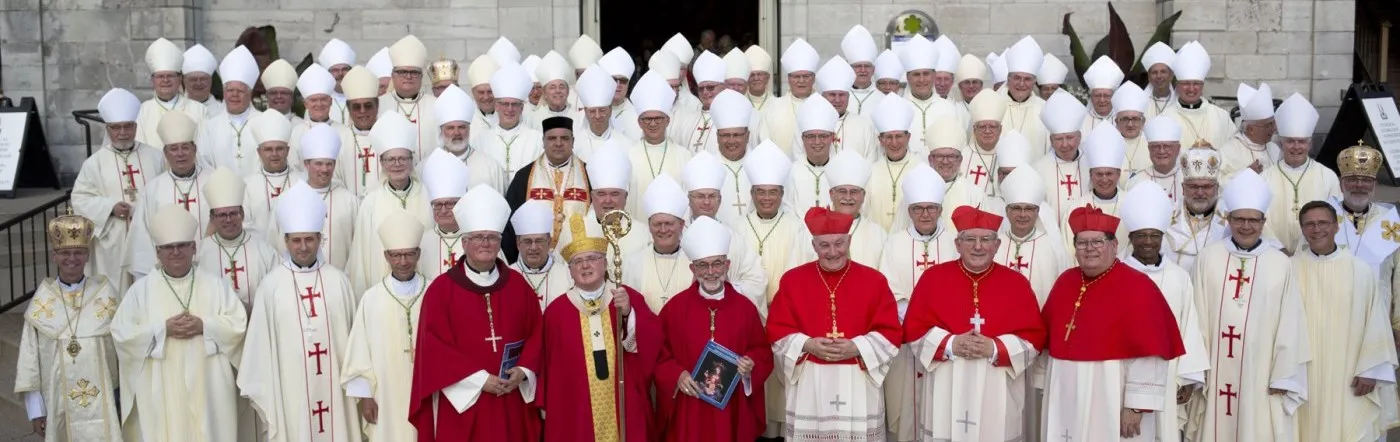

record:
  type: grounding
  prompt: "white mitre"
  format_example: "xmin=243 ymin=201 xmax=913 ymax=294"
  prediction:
xmin=300 ymin=124 xmax=342 ymax=161
xmin=537 ymin=51 xmax=573 ymax=86
xmin=797 ymin=97 xmax=839 ymax=133
xmin=645 ymin=174 xmax=689 ymax=221
xmin=511 ymin=200 xmax=555 ymax=237
xmin=466 ymin=55 xmax=500 ymax=89
xmin=490 ymin=63 xmax=533 ymax=102
xmin=297 ymin=64 xmax=336 ymax=98
xmin=925 ymin=116 xmax=967 ymax=151
xmin=586 ymin=140 xmax=633 ymax=191
xmin=825 ymin=149 xmax=872 ymax=188
xmin=367 ymin=47 xmax=393 ymax=79
xmin=454 ymin=184 xmax=510 ymax=233
xmin=569 ymin=35 xmax=605 ymax=70
xmin=898 ymin=35 xmax=937 ymax=72
xmin=875 ymin=50 xmax=905 ymax=82
xmin=1120 ymin=182 xmax=1173 ymax=232
xmin=968 ymin=89 xmax=1007 ymax=122
xmin=1172 ymin=41 xmax=1210 ymax=82
xmin=574 ymin=65 xmax=615 ymax=108
xmin=1141 ymin=42 xmax=1176 ymax=70
xmin=488 ymin=37 xmax=522 ymax=65
xmin=663 ymin=33 xmax=695 ymax=64
xmin=1038 ymin=54 xmax=1068 ymax=85
xmin=990 ymin=53 xmax=1009 ymax=84
xmin=521 ymin=55 xmax=542 ymax=84
xmin=649 ymin=51 xmax=683 ymax=81
xmin=1083 ymin=56 xmax=1124 ymax=91
xmin=632 ymin=71 xmax=677 ymax=117
xmin=711 ymin=90 xmax=752 ymax=130
xmin=683 ymin=151 xmax=728 ymax=192
xmin=277 ymin=182 xmax=327 ymax=234
xmin=182 ymin=44 xmax=217 ymax=75
xmin=693 ymin=51 xmax=726 ymax=85
xmin=724 ymin=48 xmax=751 ymax=81
xmin=218 ymin=46 xmax=260 ymax=88
xmin=1083 ymin=123 xmax=1126 ymax=170
xmin=379 ymin=206 xmax=426 ymax=251
xmin=1003 ymin=36 xmax=1044 ymax=76
xmin=1275 ymin=93 xmax=1318 ymax=138
xmin=262 ymin=60 xmax=299 ymax=92
xmin=98 ymin=88 xmax=141 ymax=123
xmin=955 ymin=54 xmax=989 ymax=84
xmin=204 ymin=167 xmax=247 ymax=209
xmin=423 ymin=149 xmax=471 ymax=201
xmin=341 ymin=66 xmax=379 ymax=101
xmin=996 ymin=130 xmax=1032 ymax=169
xmin=149 ymin=204 xmax=198 ymax=246
xmin=1237 ymin=83 xmax=1275 ymax=121
xmin=933 ymin=36 xmax=960 ymax=73
xmin=599 ymin=47 xmax=636 ymax=79
xmin=872 ymin=93 xmax=913 ymax=133
xmin=252 ymin=111 xmax=293 ymax=145
xmin=1221 ymin=169 xmax=1271 ymax=213
xmin=816 ymin=56 xmax=855 ymax=93
xmin=389 ymin=35 xmax=429 ymax=69
xmin=370 ymin=112 xmax=416 ymax=156
xmin=1041 ymin=90 xmax=1088 ymax=135
xmin=1180 ymin=146 xmax=1222 ymax=181
xmin=1000 ymin=166 xmax=1047 ymax=206
xmin=683 ymin=216 xmax=732 ymax=259
xmin=745 ymin=45 xmax=773 ymax=74
xmin=1112 ymin=82 xmax=1149 ymax=115
xmin=781 ymin=39 xmax=819 ymax=75
xmin=317 ymin=38 xmax=356 ymax=68
xmin=902 ymin=162 xmax=947 ymax=205
xmin=744 ymin=141 xmax=792 ymax=186
xmin=157 ymin=112 xmax=198 ymax=145
xmin=1144 ymin=116 xmax=1182 ymax=143
xmin=435 ymin=84 xmax=477 ymax=126
xmin=841 ymin=25 xmax=878 ymax=64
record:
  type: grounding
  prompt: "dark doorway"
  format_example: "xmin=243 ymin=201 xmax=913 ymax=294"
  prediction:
xmin=599 ymin=0 xmax=761 ymax=78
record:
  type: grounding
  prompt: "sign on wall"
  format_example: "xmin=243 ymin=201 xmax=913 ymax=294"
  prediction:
xmin=886 ymin=10 xmax=940 ymax=53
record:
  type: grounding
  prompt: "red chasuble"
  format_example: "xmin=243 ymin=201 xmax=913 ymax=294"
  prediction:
xmin=1042 ymin=260 xmax=1186 ymax=361
xmin=904 ymin=262 xmax=1048 ymax=366
xmin=538 ymin=284 xmax=662 ymax=442
xmin=408 ymin=259 xmax=543 ymax=442
xmin=655 ymin=282 xmax=774 ymax=442
xmin=767 ymin=261 xmax=903 ymax=365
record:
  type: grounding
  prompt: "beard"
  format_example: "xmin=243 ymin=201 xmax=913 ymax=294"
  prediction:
xmin=110 ymin=140 xmax=135 ymax=151
xmin=443 ymin=138 xmax=469 ymax=154
xmin=700 ymin=279 xmax=724 ymax=293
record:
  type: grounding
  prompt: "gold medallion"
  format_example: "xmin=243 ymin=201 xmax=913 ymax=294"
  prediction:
xmin=66 ymin=339 xmax=82 ymax=359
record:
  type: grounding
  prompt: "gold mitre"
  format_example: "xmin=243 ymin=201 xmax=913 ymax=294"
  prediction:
xmin=47 ymin=207 xmax=94 ymax=250
xmin=1338 ymin=140 xmax=1383 ymax=178
xmin=429 ymin=57 xmax=460 ymax=84
xmin=561 ymin=213 xmax=608 ymax=262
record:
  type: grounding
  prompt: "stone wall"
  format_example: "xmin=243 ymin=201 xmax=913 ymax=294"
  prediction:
xmin=0 ymin=0 xmax=1358 ymax=181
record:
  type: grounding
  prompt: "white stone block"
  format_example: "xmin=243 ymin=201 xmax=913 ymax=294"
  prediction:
xmin=313 ymin=10 xmax=364 ymax=40
xmin=1311 ymin=55 xmax=1351 ymax=80
xmin=449 ymin=0 xmax=498 ymax=8
xmin=808 ymin=4 xmax=860 ymax=41
xmin=1193 ymin=31 xmax=1259 ymax=56
xmin=1314 ymin=31 xmax=1353 ymax=56
xmin=1287 ymin=54 xmax=1312 ymax=79
xmin=991 ymin=3 xmax=1075 ymax=35
xmin=1256 ymin=31 xmax=1312 ymax=54
xmin=552 ymin=6 xmax=579 ymax=40
xmin=44 ymin=10 xmax=131 ymax=42
xmin=499 ymin=7 xmax=553 ymax=41
xmin=1279 ymin=1 xmax=1311 ymax=30
xmin=1226 ymin=54 xmax=1287 ymax=81
xmin=1170 ymin=1 xmax=1227 ymax=32
xmin=1 ymin=11 xmax=42 ymax=42
xmin=1311 ymin=79 xmax=1350 ymax=106
xmin=204 ymin=10 xmax=315 ymax=42
xmin=1314 ymin=1 xmax=1354 ymax=31
xmin=781 ymin=4 xmax=807 ymax=36
xmin=1225 ymin=0 xmax=1282 ymax=32
xmin=933 ymin=4 xmax=990 ymax=35
xmin=361 ymin=8 xmax=497 ymax=40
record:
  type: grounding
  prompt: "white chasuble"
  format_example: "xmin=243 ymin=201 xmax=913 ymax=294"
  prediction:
xmin=196 ymin=232 xmax=281 ymax=309
xmin=238 ymin=261 xmax=362 ymax=442
xmin=346 ymin=181 xmax=432 ymax=296
xmin=997 ymin=226 xmax=1073 ymax=306
xmin=1126 ymin=166 xmax=1183 ymax=207
xmin=574 ymin=125 xmax=631 ymax=164
xmin=330 ymin=98 xmax=349 ymax=126
xmin=959 ymin=146 xmax=999 ymax=199
xmin=1219 ymin=134 xmax=1280 ymax=180
xmin=417 ymin=226 xmax=466 ymax=282
xmin=127 ymin=167 xmax=212 ymax=280
xmin=1121 ymin=255 xmax=1210 ymax=441
xmin=111 ymin=269 xmax=247 ymax=442
xmin=911 ymin=315 xmax=1038 ymax=442
xmin=267 ymin=182 xmax=360 ymax=270
xmin=669 ymin=108 xmax=716 ymax=154
xmin=787 ymin=217 xmax=887 ymax=270
xmin=742 ymin=210 xmax=803 ymax=305
xmin=417 ymin=146 xmax=508 ymax=194
xmin=522 ymin=158 xmax=592 ymax=250
xmin=135 ymin=97 xmax=208 ymax=147
xmin=792 ymin=113 xmax=878 ymax=165
xmin=626 ymin=139 xmax=692 ymax=217
xmin=876 ymin=225 xmax=959 ymax=442
xmin=716 ymin=156 xmax=754 ymax=230
xmin=851 ymin=87 xmax=879 ymax=118
xmin=510 ymin=256 xmax=572 ymax=309
xmin=343 ymin=127 xmax=384 ymax=199
xmin=379 ymin=92 xmax=438 ymax=160
xmin=1293 ymin=248 xmax=1398 ymax=442
xmin=772 ymin=324 xmax=898 ymax=441
xmin=785 ymin=160 xmax=831 ymax=218
xmin=1167 ymin=210 xmax=1230 ymax=272
xmin=1188 ymin=241 xmax=1310 ymax=442
xmin=1162 ymin=103 xmax=1236 ymax=154
xmin=287 ymin=119 xmax=353 ymax=180
xmin=1123 ymin=136 xmax=1151 ymax=176
xmin=906 ymin=95 xmax=959 ymax=150
xmin=72 ymin=143 xmax=166 ymax=296
xmin=612 ymin=101 xmax=643 ymax=140
xmin=1044 ymin=357 xmax=1172 ymax=442
xmin=1330 ymin=199 xmax=1400 ymax=274
xmin=469 ymin=108 xmax=499 ymax=141
xmin=939 ymin=178 xmax=987 ymax=228
xmin=1001 ymin=95 xmax=1048 ymax=162
xmin=16 ymin=277 xmax=123 ymax=442
xmin=342 ymin=275 xmax=426 ymax=442
xmin=1262 ymin=160 xmax=1342 ymax=253
xmin=1146 ymin=89 xmax=1177 ymax=120
xmin=624 ymin=247 xmax=693 ymax=314
xmin=864 ymin=155 xmax=917 ymax=232
xmin=1032 ymin=153 xmax=1088 ymax=225
xmin=474 ymin=125 xmax=544 ymax=177
xmin=749 ymin=92 xmax=773 ymax=114
xmin=197 ymin=109 xmax=264 ymax=175
xmin=242 ymin=167 xmax=306 ymax=234
xmin=758 ymin=95 xmax=806 ymax=157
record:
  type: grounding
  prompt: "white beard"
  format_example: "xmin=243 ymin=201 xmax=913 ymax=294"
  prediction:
xmin=444 ymin=139 xmax=469 ymax=154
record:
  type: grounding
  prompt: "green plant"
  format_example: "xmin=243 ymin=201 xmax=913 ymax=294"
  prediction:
xmin=1062 ymin=2 xmax=1182 ymax=88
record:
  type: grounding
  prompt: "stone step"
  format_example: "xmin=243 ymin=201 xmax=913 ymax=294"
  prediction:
xmin=0 ymin=309 xmax=28 ymax=418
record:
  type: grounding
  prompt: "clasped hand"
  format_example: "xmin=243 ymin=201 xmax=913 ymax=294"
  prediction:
xmin=165 ymin=313 xmax=204 ymax=339
xmin=803 ymin=338 xmax=858 ymax=362
xmin=484 ymin=367 xmax=528 ymax=396
xmin=952 ymin=332 xmax=995 ymax=360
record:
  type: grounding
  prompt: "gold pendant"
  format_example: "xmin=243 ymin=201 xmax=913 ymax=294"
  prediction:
xmin=67 ymin=339 xmax=82 ymax=359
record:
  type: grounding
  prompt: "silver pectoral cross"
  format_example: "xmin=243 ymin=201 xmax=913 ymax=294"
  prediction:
xmin=970 ymin=310 xmax=985 ymax=334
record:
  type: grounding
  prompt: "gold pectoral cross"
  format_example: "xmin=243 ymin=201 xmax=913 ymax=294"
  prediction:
xmin=68 ymin=379 xmax=99 ymax=408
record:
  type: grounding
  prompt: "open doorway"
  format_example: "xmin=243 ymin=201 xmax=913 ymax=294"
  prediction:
xmin=598 ymin=0 xmax=762 ymax=81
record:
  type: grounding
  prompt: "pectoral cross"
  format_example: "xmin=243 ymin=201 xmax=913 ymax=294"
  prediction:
xmin=1220 ymin=325 xmax=1243 ymax=358
xmin=1060 ymin=430 xmax=1073 ymax=441
xmin=270 ymin=186 xmax=284 ymax=198
xmin=1227 ymin=268 xmax=1251 ymax=300
xmin=970 ymin=311 xmax=985 ymax=334
xmin=915 ymin=253 xmax=936 ymax=270
xmin=1062 ymin=321 xmax=1076 ymax=341
xmin=68 ymin=379 xmax=99 ymax=408
xmin=122 ymin=164 xmax=142 ymax=201
xmin=1010 ymin=256 xmax=1030 ymax=272
xmin=484 ymin=331 xmax=503 ymax=352
xmin=1218 ymin=383 xmax=1238 ymax=416
xmin=358 ymin=147 xmax=375 ymax=173
xmin=829 ymin=394 xmax=847 ymax=411
xmin=177 ymin=194 xmax=197 ymax=210
xmin=1059 ymin=174 xmax=1079 ymax=195
xmin=224 ymin=260 xmax=246 ymax=290
xmin=311 ymin=400 xmax=330 ymax=433
xmin=307 ymin=342 xmax=329 ymax=375
xmin=732 ymin=199 xmax=748 ymax=211
xmin=825 ymin=329 xmax=845 ymax=339
xmin=968 ymin=166 xmax=988 ymax=185
xmin=957 ymin=410 xmax=977 ymax=433
xmin=443 ymin=250 xmax=458 ymax=269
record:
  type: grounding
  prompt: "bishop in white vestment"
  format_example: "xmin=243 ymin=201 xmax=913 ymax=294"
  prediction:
xmin=1329 ymin=142 xmax=1400 ymax=274
xmin=1031 ymin=91 xmax=1090 ymax=225
xmin=757 ymin=39 xmax=818 ymax=157
xmin=15 ymin=213 xmax=123 ymax=442
xmin=995 ymin=167 xmax=1072 ymax=305
xmin=181 ymin=45 xmax=222 ymax=120
xmin=127 ymin=112 xmax=212 ymax=281
xmin=432 ymin=84 xmax=507 ymax=192
xmin=864 ymin=94 xmax=920 ymax=231
xmin=416 ymin=149 xmax=471 ymax=281
xmin=316 ymin=39 xmax=356 ymax=125
xmin=334 ymin=66 xmax=386 ymax=197
xmin=268 ymin=126 xmax=359 ymax=269
xmin=1262 ymin=94 xmax=1342 ymax=254
xmin=787 ymin=149 xmax=889 ymax=269
xmin=475 ymin=64 xmax=545 ymax=175
xmin=795 ymin=57 xmax=877 ymax=164
xmin=670 ymin=52 xmax=726 ymax=154
xmin=625 ymin=71 xmax=691 ymax=217
xmin=573 ymin=65 xmax=635 ymax=162
xmin=197 ymin=167 xmax=280 ymax=309
xmin=134 ymin=38 xmax=208 ymax=148
xmin=243 ymin=111 xmax=305 ymax=234
xmin=1220 ymin=83 xmax=1282 ymax=179
xmin=1161 ymin=42 xmax=1237 ymax=151
xmin=378 ymin=35 xmax=438 ymax=161
xmin=627 ymin=175 xmax=696 ymax=312
xmin=1060 ymin=123 xmax=1133 ymax=253
xmin=111 ymin=205 xmax=247 ymax=442
xmin=1168 ymin=147 xmax=1231 ymax=271
xmin=288 ymin=64 xmax=352 ymax=181
xmin=901 ymin=35 xmax=961 ymax=150
xmin=346 ymin=113 xmax=433 ymax=296
xmin=342 ymin=208 xmax=428 ymax=442
xmin=197 ymin=46 xmax=264 ymax=175
xmin=958 ymin=91 xmax=1010 ymax=199
xmin=841 ymin=26 xmax=880 ymax=118
xmin=72 ymin=88 xmax=166 ymax=297
xmin=785 ymin=98 xmax=840 ymax=216
xmin=556 ymin=141 xmax=646 ymax=266
xmin=709 ymin=90 xmax=759 ymax=229
xmin=1126 ymin=116 xmax=1185 ymax=205
xmin=999 ymin=37 xmax=1050 ymax=160
xmin=509 ymin=201 xmax=573 ymax=307
xmin=238 ymin=183 xmax=363 ymax=442
xmin=681 ymin=152 xmax=769 ymax=309
xmin=1111 ymin=82 xmax=1153 ymax=176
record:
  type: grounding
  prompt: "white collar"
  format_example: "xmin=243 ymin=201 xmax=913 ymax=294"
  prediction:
xmin=387 ymin=274 xmax=423 ymax=297
xmin=699 ymin=284 xmax=725 ymax=300
xmin=283 ymin=253 xmax=326 ymax=273
xmin=579 ymin=285 xmax=605 ymax=301
xmin=57 ymin=276 xmax=86 ymax=292
xmin=517 ymin=255 xmax=554 ymax=274
xmin=464 ymin=261 xmax=499 ymax=286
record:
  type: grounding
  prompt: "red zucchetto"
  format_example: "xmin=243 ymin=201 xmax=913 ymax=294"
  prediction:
xmin=951 ymin=206 xmax=1003 ymax=232
xmin=1067 ymin=204 xmax=1120 ymax=235
xmin=804 ymin=207 xmax=854 ymax=236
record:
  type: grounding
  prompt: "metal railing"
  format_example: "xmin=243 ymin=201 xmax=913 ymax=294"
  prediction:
xmin=0 ymin=193 xmax=72 ymax=313
xmin=72 ymin=109 xmax=103 ymax=157
xmin=1356 ymin=0 xmax=1392 ymax=84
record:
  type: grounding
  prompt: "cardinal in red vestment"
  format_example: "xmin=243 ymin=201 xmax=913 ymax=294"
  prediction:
xmin=538 ymin=213 xmax=663 ymax=442
xmin=656 ymin=216 xmax=773 ymax=442
xmin=408 ymin=186 xmax=544 ymax=442
xmin=766 ymin=207 xmax=903 ymax=441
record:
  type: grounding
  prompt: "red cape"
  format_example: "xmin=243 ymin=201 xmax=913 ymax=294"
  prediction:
xmin=1042 ymin=260 xmax=1186 ymax=361
xmin=767 ymin=261 xmax=903 ymax=363
xmin=654 ymin=282 xmax=773 ymax=442
xmin=538 ymin=284 xmax=662 ymax=442
xmin=904 ymin=262 xmax=1047 ymax=366
xmin=408 ymin=259 xmax=543 ymax=442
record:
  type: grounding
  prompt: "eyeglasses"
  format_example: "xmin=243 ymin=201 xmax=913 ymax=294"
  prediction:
xmin=570 ymin=255 xmax=605 ymax=266
xmin=496 ymin=100 xmax=525 ymax=109
xmin=1073 ymin=238 xmax=1110 ymax=250
xmin=957 ymin=236 xmax=998 ymax=247
xmin=692 ymin=259 xmax=728 ymax=272
xmin=349 ymin=102 xmax=377 ymax=112
xmin=467 ymin=234 xmax=502 ymax=245
xmin=639 ymin=116 xmax=667 ymax=125
xmin=1116 ymin=116 xmax=1145 ymax=124
xmin=802 ymin=133 xmax=833 ymax=141
xmin=212 ymin=210 xmax=244 ymax=221
xmin=153 ymin=73 xmax=181 ymax=81
xmin=1183 ymin=183 xmax=1218 ymax=192
xmin=930 ymin=153 xmax=962 ymax=161
xmin=381 ymin=156 xmax=413 ymax=165
xmin=393 ymin=69 xmax=423 ymax=78
xmin=1228 ymin=216 xmax=1264 ymax=226
xmin=518 ymin=237 xmax=549 ymax=248
xmin=908 ymin=205 xmax=940 ymax=215
xmin=431 ymin=201 xmax=456 ymax=211
xmin=973 ymin=123 xmax=1001 ymax=132
xmin=1301 ymin=219 xmax=1335 ymax=230
xmin=831 ymin=187 xmax=865 ymax=198
xmin=386 ymin=250 xmax=420 ymax=260
xmin=156 ymin=242 xmax=195 ymax=252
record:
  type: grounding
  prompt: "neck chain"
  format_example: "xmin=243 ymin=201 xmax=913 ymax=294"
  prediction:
xmin=396 ymin=95 xmax=419 ymax=121
xmin=162 ymin=271 xmax=195 ymax=313
xmin=389 ymin=179 xmax=414 ymax=208
xmin=55 ymin=281 xmax=90 ymax=363
xmin=819 ymin=264 xmax=852 ymax=338
xmin=1277 ymin=160 xmax=1310 ymax=214
xmin=652 ymin=249 xmax=682 ymax=294
xmin=807 ymin=163 xmax=827 ymax=208
xmin=746 ymin=212 xmax=784 ymax=256
xmin=886 ymin=159 xmax=912 ymax=212
xmin=708 ymin=307 xmax=720 ymax=341
xmin=959 ymin=263 xmax=993 ymax=314
xmin=383 ymin=274 xmax=426 ymax=359
xmin=230 ymin=117 xmax=249 ymax=158
xmin=1064 ymin=262 xmax=1115 ymax=341
xmin=498 ymin=132 xmax=519 ymax=171
xmin=644 ymin=141 xmax=669 ymax=178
